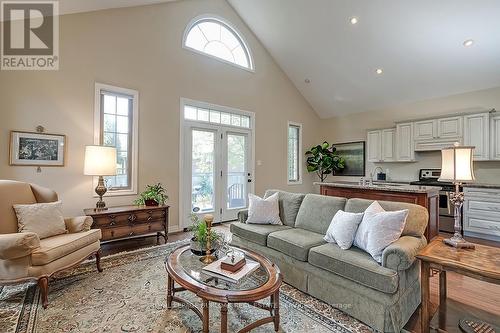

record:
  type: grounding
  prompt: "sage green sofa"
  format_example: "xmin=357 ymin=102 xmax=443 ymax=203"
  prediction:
xmin=230 ymin=190 xmax=428 ymax=332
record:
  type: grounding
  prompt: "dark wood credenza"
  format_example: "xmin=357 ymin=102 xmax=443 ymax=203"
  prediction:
xmin=320 ymin=185 xmax=439 ymax=241
xmin=84 ymin=205 xmax=169 ymax=244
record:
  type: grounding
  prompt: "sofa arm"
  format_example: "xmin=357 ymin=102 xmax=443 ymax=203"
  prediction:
xmin=382 ymin=236 xmax=427 ymax=271
xmin=0 ymin=232 xmax=40 ymax=260
xmin=65 ymin=216 xmax=93 ymax=233
xmin=237 ymin=210 xmax=248 ymax=223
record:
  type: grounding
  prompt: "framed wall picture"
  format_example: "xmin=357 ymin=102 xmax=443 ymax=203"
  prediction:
xmin=10 ymin=131 xmax=66 ymax=166
xmin=333 ymin=141 xmax=365 ymax=176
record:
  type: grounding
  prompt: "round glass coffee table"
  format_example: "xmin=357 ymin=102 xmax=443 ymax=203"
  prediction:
xmin=165 ymin=244 xmax=282 ymax=333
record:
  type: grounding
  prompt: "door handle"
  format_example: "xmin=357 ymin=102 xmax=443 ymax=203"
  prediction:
xmin=247 ymin=179 xmax=252 ymax=183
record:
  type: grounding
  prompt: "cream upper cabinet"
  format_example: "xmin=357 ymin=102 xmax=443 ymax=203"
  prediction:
xmin=491 ymin=114 xmax=500 ymax=160
xmin=367 ymin=130 xmax=382 ymax=162
xmin=414 ymin=116 xmax=462 ymax=140
xmin=381 ymin=128 xmax=396 ymax=161
xmin=464 ymin=113 xmax=490 ymax=161
xmin=414 ymin=120 xmax=436 ymax=140
xmin=396 ymin=122 xmax=414 ymax=161
xmin=437 ymin=116 xmax=463 ymax=139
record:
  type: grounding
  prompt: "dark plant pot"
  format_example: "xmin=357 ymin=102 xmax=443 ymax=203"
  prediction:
xmin=190 ymin=237 xmax=215 ymax=256
xmin=144 ymin=199 xmax=159 ymax=206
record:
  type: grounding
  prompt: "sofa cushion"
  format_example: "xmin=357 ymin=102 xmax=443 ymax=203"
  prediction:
xmin=0 ymin=180 xmax=37 ymax=234
xmin=14 ymin=201 xmax=67 ymax=239
xmin=230 ymin=223 xmax=291 ymax=246
xmin=264 ymin=190 xmax=305 ymax=227
xmin=345 ymin=198 xmax=428 ymax=237
xmin=31 ymin=229 xmax=101 ymax=266
xmin=294 ymin=194 xmax=347 ymax=234
xmin=268 ymin=229 xmax=326 ymax=261
xmin=308 ymin=243 xmax=399 ymax=294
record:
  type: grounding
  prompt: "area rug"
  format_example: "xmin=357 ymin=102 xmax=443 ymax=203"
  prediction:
xmin=0 ymin=239 xmax=372 ymax=333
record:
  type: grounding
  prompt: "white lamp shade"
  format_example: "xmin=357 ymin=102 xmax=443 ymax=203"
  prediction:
xmin=84 ymin=145 xmax=117 ymax=176
xmin=438 ymin=145 xmax=475 ymax=182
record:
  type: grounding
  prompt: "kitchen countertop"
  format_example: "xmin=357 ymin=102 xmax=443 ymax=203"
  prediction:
xmin=315 ymin=181 xmax=441 ymax=194
xmin=463 ymin=183 xmax=500 ymax=189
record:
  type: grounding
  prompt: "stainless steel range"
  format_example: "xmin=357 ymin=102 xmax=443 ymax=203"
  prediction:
xmin=410 ymin=168 xmax=460 ymax=233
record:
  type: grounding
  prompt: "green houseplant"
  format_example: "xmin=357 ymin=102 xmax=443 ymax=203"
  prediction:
xmin=133 ymin=183 xmax=168 ymax=206
xmin=188 ymin=214 xmax=220 ymax=256
xmin=305 ymin=141 xmax=345 ymax=182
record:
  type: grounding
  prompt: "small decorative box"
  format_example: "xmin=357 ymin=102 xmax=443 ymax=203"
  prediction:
xmin=220 ymin=252 xmax=246 ymax=272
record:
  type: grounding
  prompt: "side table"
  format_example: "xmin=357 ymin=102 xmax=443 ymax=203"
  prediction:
xmin=416 ymin=237 xmax=500 ymax=333
xmin=84 ymin=205 xmax=169 ymax=244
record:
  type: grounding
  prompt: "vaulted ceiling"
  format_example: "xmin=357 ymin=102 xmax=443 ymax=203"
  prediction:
xmin=228 ymin=0 xmax=500 ymax=118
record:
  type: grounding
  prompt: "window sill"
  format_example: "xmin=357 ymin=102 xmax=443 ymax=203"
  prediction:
xmin=287 ymin=180 xmax=303 ymax=185
xmin=92 ymin=189 xmax=137 ymax=198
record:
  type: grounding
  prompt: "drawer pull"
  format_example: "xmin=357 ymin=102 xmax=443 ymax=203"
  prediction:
xmin=109 ymin=221 xmax=115 ymax=226
xmin=147 ymin=216 xmax=153 ymax=222
xmin=129 ymin=232 xmax=134 ymax=236
xmin=128 ymin=214 xmax=137 ymax=223
xmin=148 ymin=210 xmax=153 ymax=214
xmin=489 ymin=225 xmax=500 ymax=231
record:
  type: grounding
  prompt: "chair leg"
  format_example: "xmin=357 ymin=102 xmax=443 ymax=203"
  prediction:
xmin=38 ymin=276 xmax=49 ymax=309
xmin=95 ymin=249 xmax=103 ymax=272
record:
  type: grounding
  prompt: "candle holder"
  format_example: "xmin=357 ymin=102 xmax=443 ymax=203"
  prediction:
xmin=200 ymin=214 xmax=217 ymax=264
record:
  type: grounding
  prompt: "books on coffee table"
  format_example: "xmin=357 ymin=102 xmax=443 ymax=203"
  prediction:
xmin=202 ymin=256 xmax=260 ymax=283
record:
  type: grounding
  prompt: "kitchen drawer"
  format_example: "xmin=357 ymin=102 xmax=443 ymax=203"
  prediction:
xmin=464 ymin=215 xmax=500 ymax=236
xmin=100 ymin=221 xmax=165 ymax=241
xmin=465 ymin=199 xmax=500 ymax=213
xmin=464 ymin=187 xmax=500 ymax=200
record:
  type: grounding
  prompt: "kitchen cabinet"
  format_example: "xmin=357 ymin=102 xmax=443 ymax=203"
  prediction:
xmin=367 ymin=130 xmax=382 ymax=162
xmin=490 ymin=114 xmax=500 ymax=160
xmin=437 ymin=116 xmax=463 ymax=138
xmin=381 ymin=129 xmax=396 ymax=161
xmin=414 ymin=120 xmax=436 ymax=140
xmin=464 ymin=112 xmax=490 ymax=161
xmin=464 ymin=187 xmax=500 ymax=241
xmin=396 ymin=123 xmax=415 ymax=161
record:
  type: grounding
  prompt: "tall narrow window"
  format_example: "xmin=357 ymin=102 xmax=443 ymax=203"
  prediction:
xmin=94 ymin=83 xmax=138 ymax=195
xmin=183 ymin=16 xmax=254 ymax=70
xmin=288 ymin=122 xmax=302 ymax=184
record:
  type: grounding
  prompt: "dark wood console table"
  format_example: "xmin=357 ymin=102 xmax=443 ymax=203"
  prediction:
xmin=84 ymin=205 xmax=169 ymax=244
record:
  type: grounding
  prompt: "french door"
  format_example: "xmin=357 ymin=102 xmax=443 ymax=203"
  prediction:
xmin=182 ymin=123 xmax=253 ymax=227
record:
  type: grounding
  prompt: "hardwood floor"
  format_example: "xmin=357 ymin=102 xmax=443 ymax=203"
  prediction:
xmin=99 ymin=224 xmax=499 ymax=332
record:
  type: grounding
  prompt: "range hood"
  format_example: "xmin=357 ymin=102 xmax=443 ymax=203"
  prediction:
xmin=414 ymin=138 xmax=463 ymax=152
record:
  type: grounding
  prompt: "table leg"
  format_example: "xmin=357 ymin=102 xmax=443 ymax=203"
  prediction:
xmin=167 ymin=274 xmax=174 ymax=309
xmin=221 ymin=303 xmax=228 ymax=333
xmin=439 ymin=270 xmax=447 ymax=330
xmin=420 ymin=261 xmax=430 ymax=333
xmin=271 ymin=290 xmax=280 ymax=332
xmin=202 ymin=300 xmax=209 ymax=333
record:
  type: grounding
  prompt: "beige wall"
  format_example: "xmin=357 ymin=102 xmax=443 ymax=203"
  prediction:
xmin=0 ymin=0 xmax=322 ymax=230
xmin=320 ymin=86 xmax=500 ymax=184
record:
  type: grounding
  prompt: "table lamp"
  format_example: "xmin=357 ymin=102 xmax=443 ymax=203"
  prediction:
xmin=438 ymin=143 xmax=475 ymax=248
xmin=84 ymin=145 xmax=117 ymax=210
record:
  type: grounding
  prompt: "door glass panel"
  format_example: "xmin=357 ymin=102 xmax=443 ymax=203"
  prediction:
xmin=191 ymin=130 xmax=215 ymax=213
xmin=227 ymin=133 xmax=246 ymax=209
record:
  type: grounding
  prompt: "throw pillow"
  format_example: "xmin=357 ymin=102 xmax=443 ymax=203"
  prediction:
xmin=354 ymin=201 xmax=409 ymax=262
xmin=246 ymin=193 xmax=283 ymax=225
xmin=14 ymin=201 xmax=67 ymax=239
xmin=324 ymin=210 xmax=364 ymax=250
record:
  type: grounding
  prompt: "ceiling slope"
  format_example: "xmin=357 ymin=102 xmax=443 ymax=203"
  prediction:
xmin=228 ymin=0 xmax=500 ymax=118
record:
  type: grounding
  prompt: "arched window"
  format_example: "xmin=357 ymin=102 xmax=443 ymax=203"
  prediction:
xmin=183 ymin=16 xmax=253 ymax=70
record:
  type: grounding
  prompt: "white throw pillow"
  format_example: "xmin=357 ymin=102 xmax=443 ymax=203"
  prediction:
xmin=246 ymin=193 xmax=283 ymax=225
xmin=354 ymin=201 xmax=409 ymax=262
xmin=14 ymin=201 xmax=67 ymax=239
xmin=324 ymin=210 xmax=364 ymax=250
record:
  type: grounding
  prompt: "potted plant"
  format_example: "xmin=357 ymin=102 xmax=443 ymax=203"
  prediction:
xmin=188 ymin=214 xmax=220 ymax=256
xmin=305 ymin=141 xmax=345 ymax=182
xmin=133 ymin=183 xmax=168 ymax=206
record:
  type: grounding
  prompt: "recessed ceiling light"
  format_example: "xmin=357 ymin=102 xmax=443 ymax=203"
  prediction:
xmin=463 ymin=39 xmax=474 ymax=47
xmin=304 ymin=78 xmax=311 ymax=83
xmin=375 ymin=68 xmax=383 ymax=75
xmin=349 ymin=17 xmax=359 ymax=25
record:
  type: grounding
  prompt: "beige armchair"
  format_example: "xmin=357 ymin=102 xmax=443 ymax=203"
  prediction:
xmin=0 ymin=180 xmax=102 ymax=308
